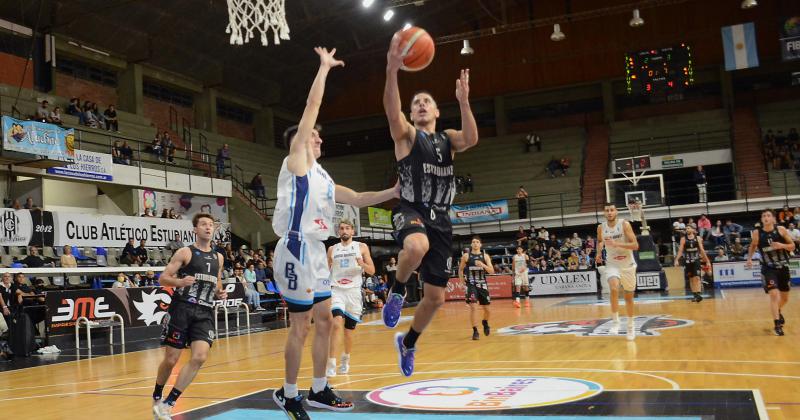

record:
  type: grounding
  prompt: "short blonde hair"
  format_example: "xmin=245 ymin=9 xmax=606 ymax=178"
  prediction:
xmin=338 ymin=219 xmax=355 ymax=229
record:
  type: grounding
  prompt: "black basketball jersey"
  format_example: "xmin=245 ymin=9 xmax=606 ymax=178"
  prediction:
xmin=758 ymin=227 xmax=791 ymax=269
xmin=174 ymin=245 xmax=220 ymax=308
xmin=683 ymin=236 xmax=700 ymax=263
xmin=397 ymin=130 xmax=455 ymax=213
xmin=465 ymin=251 xmax=488 ymax=286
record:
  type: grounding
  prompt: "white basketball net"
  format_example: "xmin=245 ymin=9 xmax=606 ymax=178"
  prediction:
xmin=226 ymin=0 xmax=290 ymax=46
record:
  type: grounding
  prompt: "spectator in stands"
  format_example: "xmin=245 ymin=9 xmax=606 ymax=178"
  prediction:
xmin=464 ymin=174 xmax=474 ymax=192
xmin=250 ymin=173 xmax=266 ymax=198
xmin=60 ymin=245 xmax=77 ymax=268
xmin=121 ymin=238 xmax=140 ymax=265
xmin=515 ymin=226 xmax=528 ymax=247
xmin=552 ymin=258 xmax=566 ymax=271
xmin=567 ymin=252 xmax=579 ymax=271
xmin=160 ymin=209 xmax=169 ymax=218
xmin=779 ymin=206 xmax=793 ymax=227
xmin=149 ymin=133 xmax=164 ymax=162
xmin=103 ymin=105 xmax=119 ymax=132
xmin=243 ymin=261 xmax=263 ymax=311
xmin=538 ymin=227 xmax=549 ymax=242
xmin=135 ymin=239 xmax=149 ymax=265
xmin=24 ymin=197 xmax=35 ymax=210
xmin=112 ymin=273 xmax=134 ymax=288
xmin=529 ymin=259 xmax=542 ymax=273
xmin=9 ymin=199 xmax=20 ymax=210
xmin=255 ymin=260 xmax=267 ymax=282
xmin=559 ymin=157 xmax=570 ymax=176
xmin=568 ymin=233 xmax=582 ymax=252
xmin=36 ymin=100 xmax=51 ymax=123
xmin=67 ymin=97 xmax=81 ymax=118
xmin=112 ymin=140 xmax=124 ymax=164
xmin=120 ymin=141 xmax=134 ymax=165
xmin=168 ymin=208 xmax=178 ymax=219
xmin=723 ymin=219 xmax=743 ymax=243
xmin=546 ymin=157 xmax=561 ymax=178
xmin=91 ymin=103 xmax=105 ymax=129
xmin=525 ymin=132 xmax=541 ymax=153
xmin=12 ymin=273 xmax=43 ymax=306
xmin=547 ymin=243 xmax=560 ymax=262
xmin=84 ymin=102 xmax=99 ymax=129
xmin=788 ymin=223 xmax=800 ymax=248
xmin=694 ymin=166 xmax=707 ymax=203
xmin=730 ymin=238 xmax=745 ymax=260
xmin=216 ymin=144 xmax=230 ymax=178
xmin=141 ymin=270 xmax=158 ymax=287
xmin=697 ymin=214 xmax=711 ymax=239
xmin=166 ymin=138 xmax=176 ymax=164
xmin=711 ymin=220 xmax=726 ymax=246
xmin=0 ymin=273 xmax=11 ymax=322
xmin=672 ymin=217 xmax=686 ymax=241
xmin=21 ymin=246 xmax=52 ymax=268
xmin=794 ymin=207 xmax=800 ymax=225
xmin=578 ymin=250 xmax=591 ymax=270
xmin=714 ymin=247 xmax=730 ymax=262
xmin=516 ymin=186 xmax=529 ymax=219
xmin=50 ymin=106 xmax=63 ymax=125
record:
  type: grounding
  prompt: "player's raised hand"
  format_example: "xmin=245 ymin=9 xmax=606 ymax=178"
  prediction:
xmin=455 ymin=69 xmax=470 ymax=103
xmin=315 ymin=47 xmax=344 ymax=69
xmin=387 ymin=33 xmax=405 ymax=71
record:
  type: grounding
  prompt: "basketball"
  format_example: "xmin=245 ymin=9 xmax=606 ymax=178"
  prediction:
xmin=397 ymin=26 xmax=435 ymax=72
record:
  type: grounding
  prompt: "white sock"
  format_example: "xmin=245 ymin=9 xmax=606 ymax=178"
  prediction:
xmin=312 ymin=377 xmax=327 ymax=393
xmin=515 ymin=297 xmax=519 ymax=302
xmin=341 ymin=353 xmax=350 ymax=361
xmin=628 ymin=318 xmax=635 ymax=326
xmin=327 ymin=357 xmax=336 ymax=367
xmin=612 ymin=312 xmax=620 ymax=323
xmin=284 ymin=383 xmax=298 ymax=398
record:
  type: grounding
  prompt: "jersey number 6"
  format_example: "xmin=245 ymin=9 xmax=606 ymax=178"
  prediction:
xmin=285 ymin=263 xmax=298 ymax=290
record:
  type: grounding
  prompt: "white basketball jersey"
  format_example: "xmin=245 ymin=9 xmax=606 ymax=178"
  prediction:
xmin=330 ymin=241 xmax=363 ymax=289
xmin=513 ymin=254 xmax=528 ymax=274
xmin=602 ymin=218 xmax=635 ymax=267
xmin=272 ymin=157 xmax=336 ymax=242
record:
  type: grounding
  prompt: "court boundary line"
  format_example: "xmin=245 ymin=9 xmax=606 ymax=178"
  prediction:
xmin=753 ymin=388 xmax=770 ymax=420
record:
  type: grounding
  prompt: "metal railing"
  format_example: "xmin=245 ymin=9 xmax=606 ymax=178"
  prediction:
xmin=232 ymin=164 xmax=276 ymax=219
xmin=610 ymin=129 xmax=731 ymax=159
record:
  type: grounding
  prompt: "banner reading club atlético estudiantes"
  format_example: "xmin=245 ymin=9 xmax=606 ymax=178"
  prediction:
xmin=0 ymin=208 xmax=230 ymax=248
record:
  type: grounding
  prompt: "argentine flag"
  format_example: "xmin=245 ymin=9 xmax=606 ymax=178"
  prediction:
xmin=721 ymin=22 xmax=759 ymax=71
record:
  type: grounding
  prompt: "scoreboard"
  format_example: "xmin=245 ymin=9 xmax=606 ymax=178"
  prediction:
xmin=614 ymin=156 xmax=651 ymax=173
xmin=626 ymin=44 xmax=694 ymax=96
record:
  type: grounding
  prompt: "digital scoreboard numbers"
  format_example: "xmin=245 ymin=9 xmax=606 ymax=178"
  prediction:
xmin=614 ymin=156 xmax=651 ymax=173
xmin=626 ymin=44 xmax=694 ymax=97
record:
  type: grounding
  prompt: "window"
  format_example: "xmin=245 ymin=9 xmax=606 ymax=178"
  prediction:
xmin=217 ymin=101 xmax=253 ymax=124
xmin=143 ymin=81 xmax=193 ymax=107
xmin=56 ymin=57 xmax=118 ymax=87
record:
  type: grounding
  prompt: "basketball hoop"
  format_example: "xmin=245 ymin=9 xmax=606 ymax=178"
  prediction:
xmin=226 ymin=0 xmax=290 ymax=46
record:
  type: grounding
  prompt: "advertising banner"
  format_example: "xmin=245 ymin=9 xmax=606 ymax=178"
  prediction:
xmin=47 ymin=150 xmax=113 ymax=181
xmin=780 ymin=16 xmax=800 ymax=62
xmin=636 ymin=271 xmax=664 ymax=290
xmin=139 ymin=189 xmax=228 ymax=223
xmin=712 ymin=259 xmax=800 ymax=287
xmin=46 ymin=282 xmax=247 ymax=334
xmin=333 ymin=203 xmax=360 ymax=236
xmin=2 ymin=116 xmax=75 ymax=162
xmin=368 ymin=207 xmax=393 ymax=229
xmin=445 ymin=275 xmax=513 ymax=301
xmin=449 ymin=200 xmax=509 ymax=224
xmin=529 ymin=270 xmax=598 ymax=296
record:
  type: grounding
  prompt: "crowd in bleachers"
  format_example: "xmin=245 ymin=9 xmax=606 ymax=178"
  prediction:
xmin=763 ymin=128 xmax=800 ymax=170
xmin=510 ymin=226 xmax=596 ymax=272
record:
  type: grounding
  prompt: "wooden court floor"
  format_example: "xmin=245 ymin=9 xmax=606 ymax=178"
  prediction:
xmin=0 ymin=288 xmax=798 ymax=419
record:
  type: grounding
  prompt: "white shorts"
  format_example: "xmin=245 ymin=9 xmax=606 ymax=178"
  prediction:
xmin=514 ymin=272 xmax=528 ymax=287
xmin=331 ymin=286 xmax=363 ymax=322
xmin=273 ymin=236 xmax=331 ymax=312
xmin=599 ymin=264 xmax=637 ymax=292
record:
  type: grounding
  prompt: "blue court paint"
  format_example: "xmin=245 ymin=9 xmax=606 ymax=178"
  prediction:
xmin=562 ymin=294 xmax=712 ymax=306
xmin=204 ymin=409 xmax=701 ymax=420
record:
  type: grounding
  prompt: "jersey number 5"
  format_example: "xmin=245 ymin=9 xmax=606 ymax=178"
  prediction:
xmin=285 ymin=263 xmax=298 ymax=290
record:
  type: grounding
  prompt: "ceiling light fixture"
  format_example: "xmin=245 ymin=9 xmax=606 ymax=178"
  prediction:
xmin=383 ymin=9 xmax=394 ymax=21
xmin=741 ymin=0 xmax=757 ymax=9
xmin=402 ymin=22 xmax=412 ymax=31
xmin=629 ymin=9 xmax=644 ymax=27
xmin=550 ymin=24 xmax=565 ymax=41
xmin=362 ymin=0 xmax=375 ymax=8
xmin=460 ymin=39 xmax=474 ymax=55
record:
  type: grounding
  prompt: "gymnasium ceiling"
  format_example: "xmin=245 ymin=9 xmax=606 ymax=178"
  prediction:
xmin=0 ymin=0 xmax=785 ymax=113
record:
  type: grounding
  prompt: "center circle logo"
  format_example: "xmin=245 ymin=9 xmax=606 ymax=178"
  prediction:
xmin=366 ymin=376 xmax=602 ymax=411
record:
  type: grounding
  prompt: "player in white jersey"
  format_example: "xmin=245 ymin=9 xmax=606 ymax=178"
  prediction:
xmin=271 ymin=47 xmax=399 ymax=420
xmin=596 ymin=202 xmax=640 ymax=341
xmin=327 ymin=219 xmax=375 ymax=377
xmin=512 ymin=246 xmax=530 ymax=308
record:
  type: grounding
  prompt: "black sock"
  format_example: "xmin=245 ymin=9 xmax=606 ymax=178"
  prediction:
xmin=482 ymin=319 xmax=489 ymax=327
xmin=152 ymin=384 xmax=165 ymax=401
xmin=403 ymin=327 xmax=420 ymax=349
xmin=164 ymin=388 xmax=183 ymax=406
xmin=775 ymin=319 xmax=781 ymax=327
xmin=392 ymin=281 xmax=406 ymax=295
xmin=472 ymin=326 xmax=478 ymax=333
xmin=512 ymin=291 xmax=518 ymax=299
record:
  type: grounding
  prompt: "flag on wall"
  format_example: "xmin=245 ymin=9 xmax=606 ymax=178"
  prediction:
xmin=721 ymin=22 xmax=760 ymax=71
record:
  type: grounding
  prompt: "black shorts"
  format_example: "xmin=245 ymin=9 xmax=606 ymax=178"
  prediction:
xmin=762 ymin=266 xmax=791 ymax=293
xmin=392 ymin=201 xmax=453 ymax=288
xmin=466 ymin=283 xmax=491 ymax=305
xmin=160 ymin=300 xmax=215 ymax=349
xmin=684 ymin=260 xmax=701 ymax=278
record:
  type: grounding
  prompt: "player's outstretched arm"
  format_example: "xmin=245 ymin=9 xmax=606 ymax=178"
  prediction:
xmin=384 ymin=34 xmax=414 ymax=144
xmin=447 ymin=69 xmax=479 ymax=153
xmin=287 ymin=47 xmax=344 ymax=176
xmin=335 ymin=182 xmax=399 ymax=208
xmin=158 ymin=248 xmax=192 ymax=287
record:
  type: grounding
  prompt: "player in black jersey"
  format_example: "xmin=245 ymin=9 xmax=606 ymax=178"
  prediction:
xmin=674 ymin=226 xmax=710 ymax=302
xmin=152 ymin=213 xmax=226 ymax=420
xmin=382 ymin=32 xmax=480 ymax=377
xmin=458 ymin=236 xmax=495 ymax=340
xmin=747 ymin=209 xmax=795 ymax=336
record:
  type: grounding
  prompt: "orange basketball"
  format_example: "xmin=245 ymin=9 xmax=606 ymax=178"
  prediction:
xmin=398 ymin=27 xmax=435 ymax=72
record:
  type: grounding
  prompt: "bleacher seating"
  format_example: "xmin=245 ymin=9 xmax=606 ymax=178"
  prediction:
xmin=757 ymin=100 xmax=800 ymax=196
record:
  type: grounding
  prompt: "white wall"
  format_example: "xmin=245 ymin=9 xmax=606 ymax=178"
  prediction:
xmin=42 ymin=178 xmax=98 ymax=213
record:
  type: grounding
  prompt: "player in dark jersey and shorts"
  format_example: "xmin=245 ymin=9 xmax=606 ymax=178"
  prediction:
xmin=381 ymin=32 xmax=480 ymax=376
xmin=747 ymin=209 xmax=795 ymax=336
xmin=674 ymin=226 xmax=710 ymax=302
xmin=458 ymin=236 xmax=494 ymax=340
xmin=152 ymin=213 xmax=226 ymax=420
